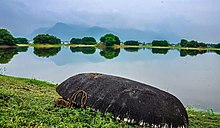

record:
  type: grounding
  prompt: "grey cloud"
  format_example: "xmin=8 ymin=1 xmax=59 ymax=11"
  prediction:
xmin=0 ymin=0 xmax=220 ymax=42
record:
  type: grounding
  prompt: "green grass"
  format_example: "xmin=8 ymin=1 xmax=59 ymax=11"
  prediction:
xmin=0 ymin=75 xmax=220 ymax=127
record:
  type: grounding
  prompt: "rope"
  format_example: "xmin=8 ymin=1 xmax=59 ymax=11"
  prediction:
xmin=68 ymin=90 xmax=88 ymax=108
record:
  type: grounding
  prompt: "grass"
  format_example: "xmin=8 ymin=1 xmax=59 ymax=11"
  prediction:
xmin=0 ymin=75 xmax=220 ymax=127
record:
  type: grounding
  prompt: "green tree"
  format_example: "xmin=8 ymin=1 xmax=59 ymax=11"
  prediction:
xmin=214 ymin=43 xmax=220 ymax=48
xmin=81 ymin=37 xmax=97 ymax=45
xmin=33 ymin=47 xmax=61 ymax=58
xmin=0 ymin=28 xmax=16 ymax=45
xmin=124 ymin=40 xmax=140 ymax=46
xmin=152 ymin=40 xmax=169 ymax=47
xmin=180 ymin=39 xmax=207 ymax=48
xmin=70 ymin=38 xmax=82 ymax=44
xmin=180 ymin=39 xmax=188 ymax=47
xmin=100 ymin=34 xmax=120 ymax=46
xmin=33 ymin=34 xmax=61 ymax=44
xmin=15 ymin=38 xmax=28 ymax=44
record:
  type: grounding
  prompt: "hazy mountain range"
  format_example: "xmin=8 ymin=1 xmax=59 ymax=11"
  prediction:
xmin=28 ymin=22 xmax=179 ymax=42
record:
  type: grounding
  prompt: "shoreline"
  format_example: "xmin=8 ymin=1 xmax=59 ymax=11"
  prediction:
xmin=0 ymin=44 xmax=219 ymax=51
xmin=0 ymin=74 xmax=220 ymax=127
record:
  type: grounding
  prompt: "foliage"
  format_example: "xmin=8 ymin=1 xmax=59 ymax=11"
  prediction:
xmin=81 ymin=37 xmax=97 ymax=45
xmin=70 ymin=47 xmax=96 ymax=54
xmin=100 ymin=47 xmax=120 ymax=59
xmin=0 ymin=28 xmax=16 ymax=45
xmin=214 ymin=43 xmax=220 ymax=48
xmin=180 ymin=39 xmax=207 ymax=48
xmin=100 ymin=34 xmax=120 ymax=46
xmin=70 ymin=38 xmax=83 ymax=44
xmin=124 ymin=40 xmax=140 ymax=46
xmin=70 ymin=37 xmax=97 ymax=45
xmin=15 ymin=38 xmax=28 ymax=44
xmin=152 ymin=48 xmax=169 ymax=55
xmin=186 ymin=107 xmax=220 ymax=128
xmin=180 ymin=49 xmax=207 ymax=57
xmin=33 ymin=34 xmax=61 ymax=44
xmin=34 ymin=47 xmax=61 ymax=58
xmin=152 ymin=40 xmax=169 ymax=47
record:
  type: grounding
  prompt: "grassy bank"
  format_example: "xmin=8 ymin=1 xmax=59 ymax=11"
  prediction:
xmin=0 ymin=75 xmax=220 ymax=127
xmin=14 ymin=43 xmax=220 ymax=51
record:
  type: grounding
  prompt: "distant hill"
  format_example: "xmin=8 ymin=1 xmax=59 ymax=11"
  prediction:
xmin=29 ymin=22 xmax=179 ymax=42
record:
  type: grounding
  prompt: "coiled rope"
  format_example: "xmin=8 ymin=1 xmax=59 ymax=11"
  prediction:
xmin=68 ymin=90 xmax=88 ymax=108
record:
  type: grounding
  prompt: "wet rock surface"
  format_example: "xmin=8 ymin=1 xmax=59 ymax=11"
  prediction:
xmin=56 ymin=73 xmax=188 ymax=127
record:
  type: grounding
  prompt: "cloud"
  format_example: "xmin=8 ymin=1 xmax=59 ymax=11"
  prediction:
xmin=0 ymin=0 xmax=220 ymax=42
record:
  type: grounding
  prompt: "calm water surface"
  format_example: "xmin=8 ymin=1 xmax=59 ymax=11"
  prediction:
xmin=0 ymin=46 xmax=220 ymax=112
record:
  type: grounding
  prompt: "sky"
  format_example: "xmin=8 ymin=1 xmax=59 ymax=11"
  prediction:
xmin=0 ymin=0 xmax=220 ymax=42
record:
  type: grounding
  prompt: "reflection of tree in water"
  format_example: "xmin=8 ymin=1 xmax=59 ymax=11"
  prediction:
xmin=152 ymin=48 xmax=169 ymax=55
xmin=180 ymin=49 xmax=207 ymax=57
xmin=0 ymin=48 xmax=18 ymax=64
xmin=17 ymin=46 xmax=28 ymax=53
xmin=100 ymin=47 xmax=120 ymax=59
xmin=214 ymin=50 xmax=220 ymax=55
xmin=34 ymin=47 xmax=61 ymax=58
xmin=124 ymin=48 xmax=141 ymax=52
xmin=70 ymin=47 xmax=96 ymax=54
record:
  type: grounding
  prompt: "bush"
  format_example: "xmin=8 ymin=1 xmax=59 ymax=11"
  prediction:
xmin=152 ymin=40 xmax=169 ymax=47
xmin=81 ymin=37 xmax=97 ymax=45
xmin=100 ymin=34 xmax=120 ymax=46
xmin=124 ymin=40 xmax=140 ymax=46
xmin=214 ymin=43 xmax=220 ymax=48
xmin=15 ymin=38 xmax=28 ymax=44
xmin=70 ymin=37 xmax=97 ymax=45
xmin=70 ymin=38 xmax=82 ymax=44
xmin=180 ymin=39 xmax=207 ymax=48
xmin=0 ymin=28 xmax=16 ymax=45
xmin=33 ymin=34 xmax=61 ymax=44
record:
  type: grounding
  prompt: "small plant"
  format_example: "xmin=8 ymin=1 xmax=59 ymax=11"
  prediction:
xmin=207 ymin=108 xmax=214 ymax=115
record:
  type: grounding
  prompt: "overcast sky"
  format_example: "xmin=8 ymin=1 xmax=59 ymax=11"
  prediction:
xmin=0 ymin=0 xmax=220 ymax=42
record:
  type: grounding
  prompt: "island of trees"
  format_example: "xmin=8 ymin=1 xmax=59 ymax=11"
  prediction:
xmin=70 ymin=37 xmax=96 ymax=45
xmin=0 ymin=28 xmax=28 ymax=46
xmin=1 ymin=28 xmax=220 ymax=51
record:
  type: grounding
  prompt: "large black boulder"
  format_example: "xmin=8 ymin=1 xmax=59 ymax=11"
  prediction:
xmin=56 ymin=73 xmax=188 ymax=127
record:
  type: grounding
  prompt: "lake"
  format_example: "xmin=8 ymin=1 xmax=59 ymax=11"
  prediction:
xmin=0 ymin=46 xmax=220 ymax=112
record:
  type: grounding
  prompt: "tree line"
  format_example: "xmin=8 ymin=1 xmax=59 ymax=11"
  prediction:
xmin=1 ymin=28 xmax=220 ymax=48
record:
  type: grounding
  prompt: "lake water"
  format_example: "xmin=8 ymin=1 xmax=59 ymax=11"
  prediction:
xmin=0 ymin=46 xmax=220 ymax=112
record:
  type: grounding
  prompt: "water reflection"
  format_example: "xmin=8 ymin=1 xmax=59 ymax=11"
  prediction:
xmin=100 ymin=47 xmax=120 ymax=59
xmin=152 ymin=48 xmax=169 ymax=55
xmin=180 ymin=49 xmax=207 ymax=57
xmin=70 ymin=47 xmax=96 ymax=54
xmin=124 ymin=48 xmax=141 ymax=52
xmin=0 ymin=46 xmax=220 ymax=64
xmin=0 ymin=47 xmax=28 ymax=64
xmin=33 ymin=47 xmax=61 ymax=58
xmin=1 ymin=46 xmax=220 ymax=112
xmin=214 ymin=50 xmax=220 ymax=55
